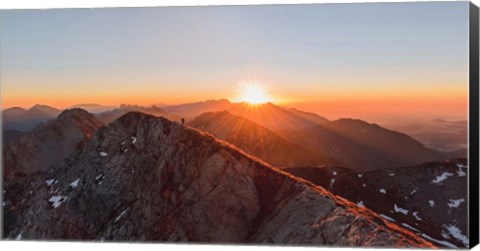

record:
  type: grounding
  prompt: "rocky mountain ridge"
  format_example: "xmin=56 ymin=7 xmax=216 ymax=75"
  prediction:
xmin=3 ymin=112 xmax=434 ymax=247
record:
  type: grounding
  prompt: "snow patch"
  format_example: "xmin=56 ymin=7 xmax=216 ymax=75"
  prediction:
xmin=357 ymin=173 xmax=363 ymax=178
xmin=362 ymin=183 xmax=367 ymax=188
xmin=429 ymin=200 xmax=435 ymax=207
xmin=456 ymin=163 xmax=467 ymax=169
xmin=380 ymin=214 xmax=395 ymax=222
xmin=69 ymin=178 xmax=80 ymax=188
xmin=114 ymin=209 xmax=129 ymax=222
xmin=45 ymin=179 xmax=55 ymax=186
xmin=379 ymin=188 xmax=386 ymax=194
xmin=99 ymin=151 xmax=108 ymax=157
xmin=401 ymin=222 xmax=419 ymax=232
xmin=357 ymin=201 xmax=365 ymax=207
xmin=447 ymin=198 xmax=465 ymax=208
xmin=330 ymin=178 xmax=335 ymax=187
xmin=131 ymin=136 xmax=137 ymax=144
xmin=388 ymin=172 xmax=396 ymax=176
xmin=457 ymin=169 xmax=466 ymax=177
xmin=332 ymin=171 xmax=337 ymax=176
xmin=432 ymin=172 xmax=454 ymax=184
xmin=413 ymin=211 xmax=422 ymax=221
xmin=445 ymin=225 xmax=469 ymax=247
xmin=393 ymin=204 xmax=409 ymax=215
xmin=410 ymin=188 xmax=418 ymax=195
xmin=421 ymin=233 xmax=457 ymax=248
xmin=15 ymin=232 xmax=22 ymax=240
xmin=442 ymin=230 xmax=450 ymax=239
xmin=49 ymin=195 xmax=66 ymax=208
xmin=95 ymin=174 xmax=105 ymax=185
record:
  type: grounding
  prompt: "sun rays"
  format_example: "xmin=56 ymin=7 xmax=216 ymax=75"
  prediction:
xmin=237 ymin=83 xmax=271 ymax=105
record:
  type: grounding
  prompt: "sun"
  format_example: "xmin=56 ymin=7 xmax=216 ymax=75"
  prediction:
xmin=239 ymin=84 xmax=271 ymax=105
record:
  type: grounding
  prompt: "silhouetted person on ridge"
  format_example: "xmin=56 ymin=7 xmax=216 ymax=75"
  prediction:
xmin=181 ymin=118 xmax=185 ymax=125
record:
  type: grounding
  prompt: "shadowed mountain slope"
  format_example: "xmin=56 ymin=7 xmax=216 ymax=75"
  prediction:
xmin=228 ymin=102 xmax=319 ymax=132
xmin=287 ymin=107 xmax=329 ymax=125
xmin=188 ymin=111 xmax=339 ymax=167
xmin=282 ymin=119 xmax=445 ymax=170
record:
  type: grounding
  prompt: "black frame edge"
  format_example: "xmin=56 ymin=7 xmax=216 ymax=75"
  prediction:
xmin=469 ymin=1 xmax=480 ymax=249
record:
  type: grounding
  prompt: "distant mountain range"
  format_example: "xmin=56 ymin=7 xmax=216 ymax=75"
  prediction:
xmin=3 ymin=111 xmax=433 ymax=247
xmin=2 ymin=100 xmax=453 ymax=170
xmin=2 ymin=104 xmax=61 ymax=132
xmin=95 ymin=104 xmax=180 ymax=125
xmin=162 ymin=99 xmax=233 ymax=120
xmin=69 ymin=104 xmax=116 ymax=114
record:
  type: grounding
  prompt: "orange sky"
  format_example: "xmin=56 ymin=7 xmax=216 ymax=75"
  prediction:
xmin=1 ymin=2 xmax=469 ymax=123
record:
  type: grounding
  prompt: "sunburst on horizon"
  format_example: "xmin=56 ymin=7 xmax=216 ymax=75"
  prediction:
xmin=237 ymin=83 xmax=272 ymax=105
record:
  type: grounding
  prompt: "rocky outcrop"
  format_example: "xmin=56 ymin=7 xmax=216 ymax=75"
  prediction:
xmin=4 ymin=112 xmax=434 ymax=247
xmin=3 ymin=108 xmax=104 ymax=178
xmin=283 ymin=159 xmax=468 ymax=248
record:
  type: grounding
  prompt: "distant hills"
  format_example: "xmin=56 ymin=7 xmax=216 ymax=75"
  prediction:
xmin=162 ymin=99 xmax=233 ymax=120
xmin=3 ymin=104 xmax=61 ymax=132
xmin=95 ymin=104 xmax=180 ymax=125
xmin=69 ymin=104 xmax=116 ymax=114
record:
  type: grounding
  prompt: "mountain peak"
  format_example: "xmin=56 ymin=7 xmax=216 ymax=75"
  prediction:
xmin=30 ymin=104 xmax=59 ymax=112
xmin=57 ymin=108 xmax=95 ymax=121
xmin=3 ymin=108 xmax=103 ymax=177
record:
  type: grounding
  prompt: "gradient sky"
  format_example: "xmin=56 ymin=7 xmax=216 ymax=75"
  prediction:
xmin=0 ymin=2 xmax=470 ymax=120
